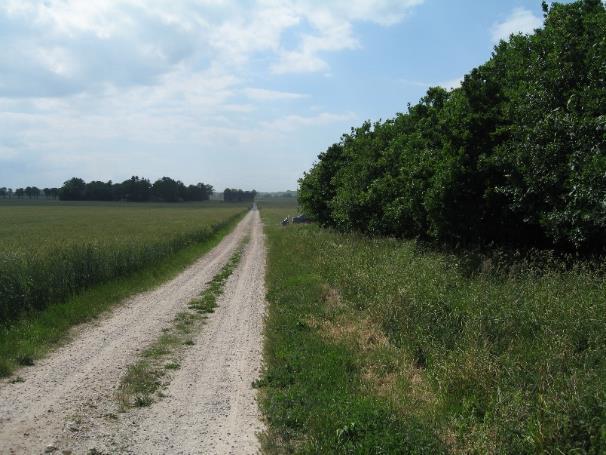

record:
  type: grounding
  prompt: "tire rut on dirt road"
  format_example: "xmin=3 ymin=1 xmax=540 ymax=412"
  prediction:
xmin=0 ymin=209 xmax=266 ymax=454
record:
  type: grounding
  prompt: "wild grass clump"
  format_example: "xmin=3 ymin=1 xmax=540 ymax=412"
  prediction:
xmin=259 ymin=208 xmax=606 ymax=453
xmin=188 ymin=243 xmax=244 ymax=314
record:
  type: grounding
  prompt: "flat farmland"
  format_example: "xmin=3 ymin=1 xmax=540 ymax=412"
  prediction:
xmin=0 ymin=200 xmax=245 ymax=252
xmin=0 ymin=201 xmax=247 ymax=319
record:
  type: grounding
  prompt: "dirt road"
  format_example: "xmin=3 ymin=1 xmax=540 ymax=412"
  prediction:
xmin=0 ymin=209 xmax=266 ymax=454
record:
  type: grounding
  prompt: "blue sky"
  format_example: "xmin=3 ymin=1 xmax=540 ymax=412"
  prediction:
xmin=0 ymin=0 xmax=554 ymax=191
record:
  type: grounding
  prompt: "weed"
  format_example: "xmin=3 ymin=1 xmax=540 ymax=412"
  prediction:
xmin=17 ymin=356 xmax=34 ymax=367
xmin=134 ymin=395 xmax=154 ymax=408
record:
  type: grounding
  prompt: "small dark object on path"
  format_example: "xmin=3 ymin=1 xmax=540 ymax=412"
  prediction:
xmin=292 ymin=215 xmax=309 ymax=224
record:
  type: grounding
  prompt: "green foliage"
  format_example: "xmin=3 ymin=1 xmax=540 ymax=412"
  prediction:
xmin=260 ymin=208 xmax=606 ymax=453
xmin=152 ymin=176 xmax=182 ymax=202
xmin=51 ymin=175 xmax=214 ymax=202
xmin=299 ymin=0 xmax=606 ymax=250
xmin=59 ymin=177 xmax=86 ymax=201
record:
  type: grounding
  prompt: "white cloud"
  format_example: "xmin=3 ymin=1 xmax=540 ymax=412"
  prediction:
xmin=440 ymin=76 xmax=463 ymax=90
xmin=400 ymin=76 xmax=463 ymax=91
xmin=0 ymin=0 xmax=425 ymax=190
xmin=0 ymin=0 xmax=425 ymax=97
xmin=271 ymin=0 xmax=424 ymax=74
xmin=244 ymin=88 xmax=307 ymax=101
xmin=262 ymin=112 xmax=356 ymax=132
xmin=491 ymin=8 xmax=543 ymax=43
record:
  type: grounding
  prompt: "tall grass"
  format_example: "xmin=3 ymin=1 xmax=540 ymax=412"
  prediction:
xmin=0 ymin=202 xmax=246 ymax=322
xmin=259 ymin=207 xmax=606 ymax=453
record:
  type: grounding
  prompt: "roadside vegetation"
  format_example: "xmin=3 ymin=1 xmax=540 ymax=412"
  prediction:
xmin=0 ymin=201 xmax=247 ymax=377
xmin=259 ymin=206 xmax=605 ymax=453
xmin=118 ymin=243 xmax=246 ymax=409
xmin=286 ymin=5 xmax=606 ymax=450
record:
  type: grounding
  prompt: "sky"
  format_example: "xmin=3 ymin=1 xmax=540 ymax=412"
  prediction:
xmin=0 ymin=0 xmax=554 ymax=191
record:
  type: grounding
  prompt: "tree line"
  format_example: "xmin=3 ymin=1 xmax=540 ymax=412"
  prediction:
xmin=1 ymin=177 xmax=213 ymax=202
xmin=56 ymin=176 xmax=214 ymax=202
xmin=223 ymin=188 xmax=257 ymax=202
xmin=299 ymin=0 xmax=606 ymax=252
xmin=1 ymin=179 xmax=261 ymax=203
xmin=0 ymin=187 xmax=59 ymax=199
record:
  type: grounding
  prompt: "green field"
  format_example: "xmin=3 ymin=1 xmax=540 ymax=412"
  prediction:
xmin=0 ymin=200 xmax=244 ymax=253
xmin=0 ymin=200 xmax=247 ymax=376
xmin=258 ymin=204 xmax=606 ymax=453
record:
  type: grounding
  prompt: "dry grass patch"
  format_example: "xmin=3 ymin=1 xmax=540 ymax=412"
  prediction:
xmin=361 ymin=355 xmax=437 ymax=414
xmin=313 ymin=283 xmax=439 ymax=423
xmin=319 ymin=284 xmax=344 ymax=313
xmin=320 ymin=316 xmax=389 ymax=352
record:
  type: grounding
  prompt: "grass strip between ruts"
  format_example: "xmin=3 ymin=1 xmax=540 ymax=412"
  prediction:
xmin=117 ymin=240 xmax=247 ymax=409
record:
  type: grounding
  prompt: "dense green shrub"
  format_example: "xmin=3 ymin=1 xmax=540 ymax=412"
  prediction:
xmin=299 ymin=0 xmax=606 ymax=250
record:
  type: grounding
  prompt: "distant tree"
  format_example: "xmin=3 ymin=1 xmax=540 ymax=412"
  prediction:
xmin=112 ymin=182 xmax=125 ymax=201
xmin=13 ymin=177 xmax=210 ymax=203
xmin=152 ymin=177 xmax=182 ymax=202
xmin=85 ymin=180 xmax=114 ymax=201
xmin=223 ymin=188 xmax=257 ymax=202
xmin=205 ymin=184 xmax=214 ymax=198
xmin=177 ymin=180 xmax=187 ymax=201
xmin=45 ymin=188 xmax=59 ymax=200
xmin=121 ymin=176 xmax=151 ymax=202
xmin=0 ymin=187 xmax=6 ymax=198
xmin=59 ymin=178 xmax=86 ymax=201
xmin=184 ymin=183 xmax=213 ymax=201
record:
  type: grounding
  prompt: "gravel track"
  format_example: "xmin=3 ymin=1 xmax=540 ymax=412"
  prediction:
xmin=0 ymin=209 xmax=266 ymax=454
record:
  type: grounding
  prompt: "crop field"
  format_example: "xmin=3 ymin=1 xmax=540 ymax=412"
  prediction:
xmin=0 ymin=200 xmax=247 ymax=321
xmin=258 ymin=205 xmax=606 ymax=453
